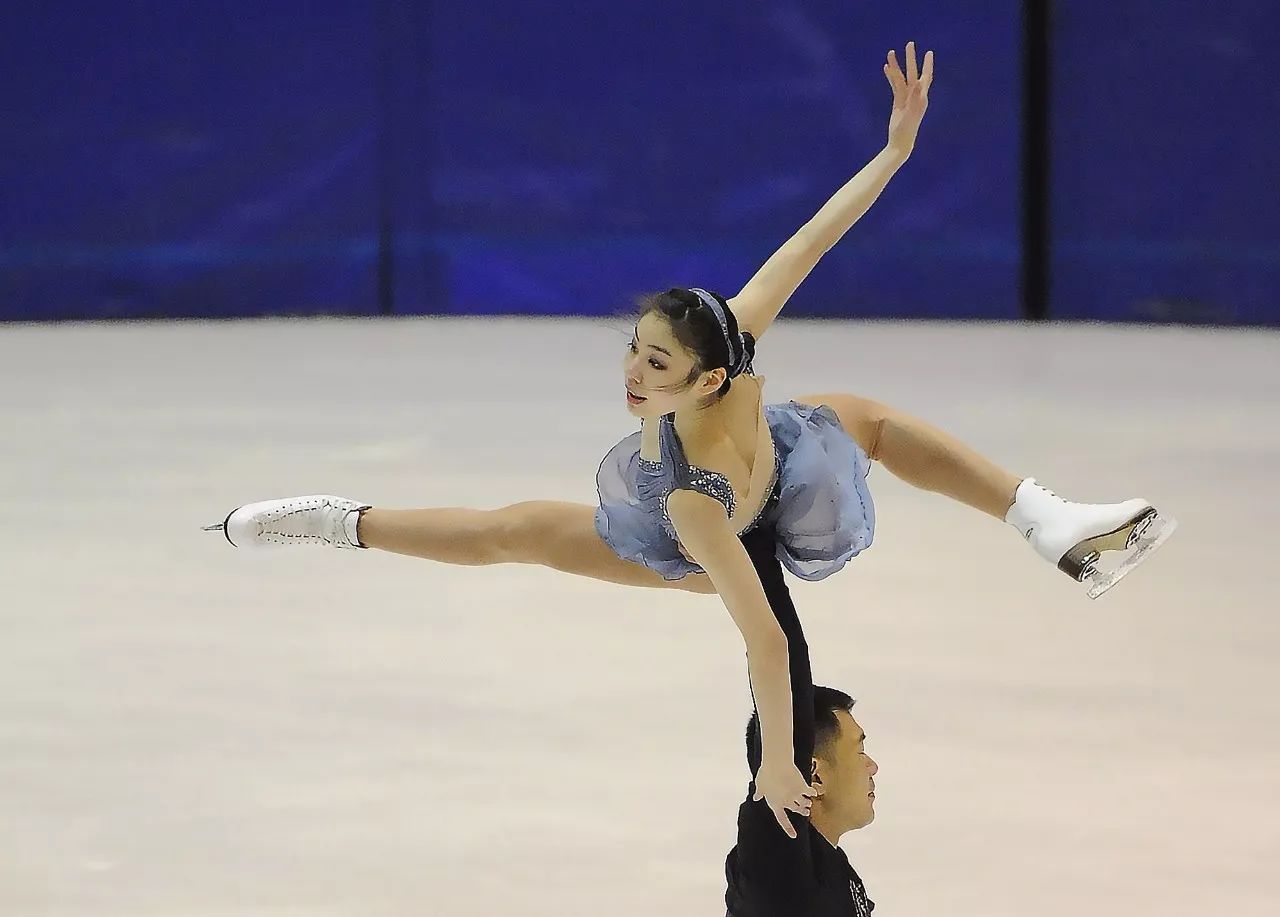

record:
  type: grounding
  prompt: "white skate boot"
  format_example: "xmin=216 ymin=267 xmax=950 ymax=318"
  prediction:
xmin=204 ymin=495 xmax=370 ymax=549
xmin=1005 ymin=479 xmax=1176 ymax=599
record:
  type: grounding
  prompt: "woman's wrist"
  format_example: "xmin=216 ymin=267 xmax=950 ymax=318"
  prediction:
xmin=761 ymin=746 xmax=795 ymax=768
xmin=881 ymin=143 xmax=912 ymax=167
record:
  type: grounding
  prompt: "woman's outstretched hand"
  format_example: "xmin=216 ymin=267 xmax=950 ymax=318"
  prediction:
xmin=884 ymin=41 xmax=935 ymax=158
xmin=753 ymin=758 xmax=823 ymax=839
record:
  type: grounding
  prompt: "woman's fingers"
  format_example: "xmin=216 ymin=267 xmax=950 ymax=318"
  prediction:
xmin=785 ymin=795 xmax=814 ymax=815
xmin=906 ymin=41 xmax=918 ymax=83
xmin=885 ymin=51 xmax=906 ymax=96
xmin=921 ymin=49 xmax=935 ymax=90
xmin=771 ymin=803 xmax=799 ymax=839
xmin=884 ymin=63 xmax=900 ymax=98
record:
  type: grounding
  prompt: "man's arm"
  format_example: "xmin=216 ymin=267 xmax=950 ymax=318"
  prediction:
xmin=726 ymin=523 xmax=820 ymax=888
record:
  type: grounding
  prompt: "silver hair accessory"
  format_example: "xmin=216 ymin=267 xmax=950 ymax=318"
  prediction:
xmin=688 ymin=287 xmax=751 ymax=378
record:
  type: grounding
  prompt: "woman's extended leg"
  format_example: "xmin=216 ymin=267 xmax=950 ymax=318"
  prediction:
xmin=344 ymin=500 xmax=718 ymax=594
xmin=798 ymin=392 xmax=1020 ymax=519
xmin=210 ymin=493 xmax=719 ymax=593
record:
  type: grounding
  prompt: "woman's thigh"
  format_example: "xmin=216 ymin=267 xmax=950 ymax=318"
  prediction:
xmin=504 ymin=500 xmax=718 ymax=595
xmin=794 ymin=392 xmax=887 ymax=460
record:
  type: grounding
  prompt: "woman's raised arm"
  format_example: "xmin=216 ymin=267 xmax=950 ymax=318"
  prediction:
xmin=730 ymin=43 xmax=935 ymax=340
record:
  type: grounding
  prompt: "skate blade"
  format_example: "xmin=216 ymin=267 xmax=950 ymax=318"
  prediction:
xmin=1084 ymin=512 xmax=1178 ymax=599
xmin=203 ymin=510 xmax=238 ymax=546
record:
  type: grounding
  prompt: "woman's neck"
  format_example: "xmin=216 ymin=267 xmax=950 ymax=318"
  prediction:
xmin=672 ymin=382 xmax=746 ymax=442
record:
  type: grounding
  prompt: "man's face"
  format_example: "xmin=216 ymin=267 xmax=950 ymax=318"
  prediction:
xmin=814 ymin=710 xmax=878 ymax=831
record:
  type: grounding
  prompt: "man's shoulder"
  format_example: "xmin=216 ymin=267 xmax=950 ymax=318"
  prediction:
xmin=729 ymin=798 xmax=821 ymax=879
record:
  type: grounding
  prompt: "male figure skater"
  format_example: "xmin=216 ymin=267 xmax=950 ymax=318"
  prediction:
xmin=724 ymin=524 xmax=878 ymax=916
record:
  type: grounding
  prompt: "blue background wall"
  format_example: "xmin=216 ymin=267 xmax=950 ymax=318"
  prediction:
xmin=1050 ymin=1 xmax=1280 ymax=325
xmin=1 ymin=1 xmax=1275 ymax=323
xmin=1 ymin=3 xmax=383 ymax=320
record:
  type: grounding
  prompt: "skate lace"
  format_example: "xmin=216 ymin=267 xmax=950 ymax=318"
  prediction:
xmin=265 ymin=499 xmax=334 ymax=542
xmin=1040 ymin=484 xmax=1067 ymax=504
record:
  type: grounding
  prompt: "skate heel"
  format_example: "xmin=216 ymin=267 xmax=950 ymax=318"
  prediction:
xmin=1057 ymin=507 xmax=1159 ymax=582
xmin=1058 ymin=545 xmax=1100 ymax=582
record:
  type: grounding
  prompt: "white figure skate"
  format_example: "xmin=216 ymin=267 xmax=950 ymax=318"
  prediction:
xmin=204 ymin=495 xmax=370 ymax=549
xmin=1005 ymin=479 xmax=1176 ymax=599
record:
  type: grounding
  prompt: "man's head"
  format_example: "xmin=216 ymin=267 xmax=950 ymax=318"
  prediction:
xmin=745 ymin=686 xmax=879 ymax=837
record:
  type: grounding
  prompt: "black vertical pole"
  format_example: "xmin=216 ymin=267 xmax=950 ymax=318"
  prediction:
xmin=374 ymin=0 xmax=396 ymax=316
xmin=1022 ymin=0 xmax=1052 ymax=321
xmin=374 ymin=0 xmax=442 ymax=315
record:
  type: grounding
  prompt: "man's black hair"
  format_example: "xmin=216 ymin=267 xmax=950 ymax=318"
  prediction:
xmin=744 ymin=685 xmax=856 ymax=775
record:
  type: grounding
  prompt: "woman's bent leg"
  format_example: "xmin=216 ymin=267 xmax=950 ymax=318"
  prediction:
xmin=797 ymin=392 xmax=1021 ymax=520
xmin=794 ymin=393 xmax=1174 ymax=594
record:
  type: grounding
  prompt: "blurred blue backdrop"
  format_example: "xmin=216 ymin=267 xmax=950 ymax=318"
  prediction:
xmin=1050 ymin=1 xmax=1280 ymax=324
xmin=0 ymin=1 xmax=1275 ymax=323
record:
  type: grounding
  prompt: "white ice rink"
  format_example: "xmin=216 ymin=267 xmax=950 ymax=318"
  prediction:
xmin=2 ymin=317 xmax=1278 ymax=916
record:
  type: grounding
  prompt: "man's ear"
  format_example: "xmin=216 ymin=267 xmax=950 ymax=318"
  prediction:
xmin=810 ymin=757 xmax=822 ymax=783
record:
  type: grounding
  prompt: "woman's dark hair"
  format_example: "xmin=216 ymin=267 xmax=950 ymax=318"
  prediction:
xmin=638 ymin=288 xmax=756 ymax=398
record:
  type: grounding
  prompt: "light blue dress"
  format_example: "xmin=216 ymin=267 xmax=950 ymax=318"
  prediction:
xmin=594 ymin=401 xmax=876 ymax=581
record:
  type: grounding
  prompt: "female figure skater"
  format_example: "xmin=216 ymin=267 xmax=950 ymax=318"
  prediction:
xmin=207 ymin=45 xmax=1173 ymax=834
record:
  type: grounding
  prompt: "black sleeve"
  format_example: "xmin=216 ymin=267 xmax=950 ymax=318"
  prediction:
xmin=731 ymin=520 xmax=818 ymax=890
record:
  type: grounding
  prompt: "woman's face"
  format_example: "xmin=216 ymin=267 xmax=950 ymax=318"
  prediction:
xmin=622 ymin=312 xmax=725 ymax=419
